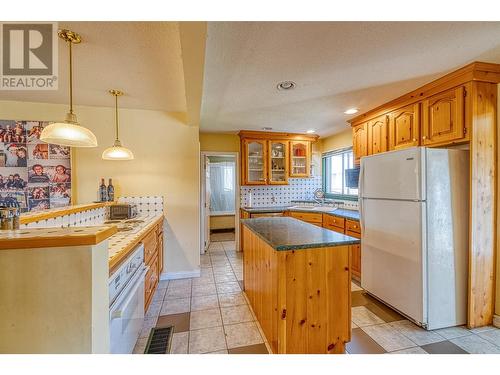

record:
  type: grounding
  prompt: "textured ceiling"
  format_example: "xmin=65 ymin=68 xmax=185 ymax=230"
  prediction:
xmin=200 ymin=21 xmax=500 ymax=136
xmin=0 ymin=22 xmax=187 ymax=112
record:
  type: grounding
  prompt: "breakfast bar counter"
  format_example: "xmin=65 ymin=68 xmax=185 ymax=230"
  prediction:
xmin=241 ymin=217 xmax=359 ymax=354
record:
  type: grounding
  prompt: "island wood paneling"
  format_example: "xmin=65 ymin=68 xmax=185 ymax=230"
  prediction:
xmin=468 ymin=81 xmax=497 ymax=328
xmin=243 ymin=225 xmax=351 ymax=354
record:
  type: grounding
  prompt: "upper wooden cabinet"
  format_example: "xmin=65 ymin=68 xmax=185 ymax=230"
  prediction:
xmin=389 ymin=103 xmax=420 ymax=150
xmin=269 ymin=140 xmax=289 ymax=184
xmin=422 ymin=86 xmax=468 ymax=146
xmin=239 ymin=131 xmax=318 ymax=185
xmin=367 ymin=115 xmax=389 ymax=155
xmin=290 ymin=141 xmax=310 ymax=178
xmin=243 ymin=139 xmax=268 ymax=185
xmin=352 ymin=123 xmax=368 ymax=164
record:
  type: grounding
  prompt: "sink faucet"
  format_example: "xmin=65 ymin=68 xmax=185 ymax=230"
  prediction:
xmin=271 ymin=193 xmax=276 ymax=204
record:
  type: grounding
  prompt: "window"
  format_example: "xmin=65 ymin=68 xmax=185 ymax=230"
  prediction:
xmin=322 ymin=148 xmax=358 ymax=198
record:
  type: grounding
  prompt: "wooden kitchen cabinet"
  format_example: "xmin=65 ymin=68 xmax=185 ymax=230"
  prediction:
xmin=367 ymin=115 xmax=389 ymax=155
xmin=290 ymin=141 xmax=311 ymax=177
xmin=323 ymin=214 xmax=345 ymax=234
xmin=422 ymin=86 xmax=468 ymax=146
xmin=239 ymin=131 xmax=318 ymax=185
xmin=352 ymin=123 xmax=368 ymax=164
xmin=243 ymin=139 xmax=268 ymax=185
xmin=388 ymin=103 xmax=420 ymax=150
xmin=268 ymin=140 xmax=289 ymax=184
xmin=350 ymin=244 xmax=361 ymax=280
xmin=288 ymin=211 xmax=323 ymax=226
xmin=145 ymin=255 xmax=159 ymax=309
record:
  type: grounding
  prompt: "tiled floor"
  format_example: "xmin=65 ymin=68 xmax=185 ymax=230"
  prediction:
xmin=134 ymin=239 xmax=500 ymax=354
xmin=134 ymin=239 xmax=270 ymax=354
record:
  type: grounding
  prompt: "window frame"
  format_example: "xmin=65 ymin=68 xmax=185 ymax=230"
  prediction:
xmin=321 ymin=147 xmax=359 ymax=201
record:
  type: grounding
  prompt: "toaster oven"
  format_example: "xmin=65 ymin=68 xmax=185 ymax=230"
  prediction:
xmin=109 ymin=204 xmax=138 ymax=220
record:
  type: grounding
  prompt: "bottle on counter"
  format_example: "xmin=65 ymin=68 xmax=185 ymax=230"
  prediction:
xmin=107 ymin=178 xmax=115 ymax=202
xmin=99 ymin=178 xmax=108 ymax=202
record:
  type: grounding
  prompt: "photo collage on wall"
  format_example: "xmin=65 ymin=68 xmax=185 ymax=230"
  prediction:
xmin=0 ymin=120 xmax=72 ymax=212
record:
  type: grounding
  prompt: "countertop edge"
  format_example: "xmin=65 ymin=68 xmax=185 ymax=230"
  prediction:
xmin=0 ymin=225 xmax=118 ymax=250
xmin=241 ymin=218 xmax=361 ymax=251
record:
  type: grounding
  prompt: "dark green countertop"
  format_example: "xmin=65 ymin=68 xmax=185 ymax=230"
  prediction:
xmin=241 ymin=206 xmax=360 ymax=221
xmin=241 ymin=217 xmax=360 ymax=251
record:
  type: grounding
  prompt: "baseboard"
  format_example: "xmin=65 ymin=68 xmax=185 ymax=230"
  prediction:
xmin=494 ymin=314 xmax=500 ymax=329
xmin=160 ymin=269 xmax=201 ymax=281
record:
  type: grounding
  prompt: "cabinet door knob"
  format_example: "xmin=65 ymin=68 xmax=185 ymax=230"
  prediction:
xmin=422 ymin=136 xmax=426 ymax=140
xmin=412 ymin=138 xmax=416 ymax=142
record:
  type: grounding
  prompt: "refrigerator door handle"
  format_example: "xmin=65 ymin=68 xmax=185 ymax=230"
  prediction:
xmin=359 ymin=161 xmax=364 ymax=232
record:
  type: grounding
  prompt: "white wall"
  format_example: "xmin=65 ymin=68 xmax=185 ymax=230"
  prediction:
xmin=0 ymin=100 xmax=200 ymax=276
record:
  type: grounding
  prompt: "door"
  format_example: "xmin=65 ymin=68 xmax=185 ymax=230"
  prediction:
xmin=422 ymin=86 xmax=466 ymax=146
xmin=268 ymin=140 xmax=289 ymax=184
xmin=352 ymin=123 xmax=368 ymax=164
xmin=202 ymin=155 xmax=211 ymax=253
xmin=289 ymin=141 xmax=310 ymax=177
xmin=367 ymin=115 xmax=388 ymax=155
xmin=389 ymin=103 xmax=420 ymax=150
xmin=361 ymin=198 xmax=426 ymax=325
xmin=360 ymin=147 xmax=425 ymax=201
xmin=244 ymin=139 xmax=268 ymax=184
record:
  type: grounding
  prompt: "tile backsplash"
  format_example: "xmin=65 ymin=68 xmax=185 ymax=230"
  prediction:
xmin=240 ymin=177 xmax=322 ymax=207
xmin=118 ymin=196 xmax=164 ymax=215
xmin=22 ymin=206 xmax=106 ymax=229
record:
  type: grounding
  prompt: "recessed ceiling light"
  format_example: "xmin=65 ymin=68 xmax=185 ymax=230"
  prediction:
xmin=306 ymin=129 xmax=316 ymax=134
xmin=276 ymin=81 xmax=296 ymax=91
xmin=344 ymin=108 xmax=359 ymax=115
xmin=262 ymin=127 xmax=273 ymax=131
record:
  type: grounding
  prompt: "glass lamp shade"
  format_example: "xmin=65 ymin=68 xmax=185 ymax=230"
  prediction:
xmin=40 ymin=113 xmax=97 ymax=147
xmin=102 ymin=140 xmax=134 ymax=160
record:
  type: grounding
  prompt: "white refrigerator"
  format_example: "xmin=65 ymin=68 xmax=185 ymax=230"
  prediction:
xmin=359 ymin=147 xmax=469 ymax=330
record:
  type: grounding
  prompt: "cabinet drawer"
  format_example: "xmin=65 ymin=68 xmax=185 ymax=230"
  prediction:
xmin=145 ymin=255 xmax=159 ymax=309
xmin=289 ymin=211 xmax=323 ymax=224
xmin=251 ymin=212 xmax=283 ymax=218
xmin=323 ymin=214 xmax=345 ymax=229
xmin=143 ymin=229 xmax=158 ymax=265
xmin=345 ymin=229 xmax=361 ymax=239
xmin=345 ymin=219 xmax=361 ymax=234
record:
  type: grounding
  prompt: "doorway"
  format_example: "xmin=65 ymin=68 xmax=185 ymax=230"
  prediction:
xmin=200 ymin=152 xmax=239 ymax=254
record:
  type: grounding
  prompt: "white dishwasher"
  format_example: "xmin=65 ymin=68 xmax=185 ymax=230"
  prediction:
xmin=109 ymin=243 xmax=148 ymax=354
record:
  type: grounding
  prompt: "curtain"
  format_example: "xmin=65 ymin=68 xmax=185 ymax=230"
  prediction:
xmin=209 ymin=161 xmax=235 ymax=214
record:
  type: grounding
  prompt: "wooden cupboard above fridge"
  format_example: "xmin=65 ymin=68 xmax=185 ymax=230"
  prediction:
xmin=239 ymin=131 xmax=318 ymax=185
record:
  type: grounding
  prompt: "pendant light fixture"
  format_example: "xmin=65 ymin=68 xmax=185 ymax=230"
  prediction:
xmin=102 ymin=89 xmax=134 ymax=160
xmin=40 ymin=29 xmax=97 ymax=147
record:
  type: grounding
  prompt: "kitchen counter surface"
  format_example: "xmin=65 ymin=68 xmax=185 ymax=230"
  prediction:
xmin=241 ymin=206 xmax=360 ymax=221
xmin=0 ymin=225 xmax=117 ymax=250
xmin=241 ymin=217 xmax=360 ymax=251
xmin=107 ymin=214 xmax=164 ymax=274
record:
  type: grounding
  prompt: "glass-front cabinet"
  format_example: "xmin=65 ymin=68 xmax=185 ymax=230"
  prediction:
xmin=244 ymin=139 xmax=267 ymax=184
xmin=240 ymin=131 xmax=317 ymax=185
xmin=290 ymin=141 xmax=310 ymax=177
xmin=268 ymin=140 xmax=289 ymax=184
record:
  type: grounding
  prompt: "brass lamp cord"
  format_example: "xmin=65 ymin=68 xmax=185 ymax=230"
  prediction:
xmin=115 ymin=94 xmax=119 ymax=141
xmin=69 ymin=40 xmax=73 ymax=115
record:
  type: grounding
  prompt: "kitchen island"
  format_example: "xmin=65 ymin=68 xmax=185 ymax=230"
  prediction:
xmin=241 ymin=217 xmax=360 ymax=354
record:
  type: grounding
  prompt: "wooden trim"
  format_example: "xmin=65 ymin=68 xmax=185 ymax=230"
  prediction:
xmin=239 ymin=130 xmax=319 ymax=142
xmin=20 ymin=202 xmax=113 ymax=225
xmin=349 ymin=62 xmax=500 ymax=126
xmin=0 ymin=225 xmax=117 ymax=250
xmin=468 ymin=81 xmax=497 ymax=328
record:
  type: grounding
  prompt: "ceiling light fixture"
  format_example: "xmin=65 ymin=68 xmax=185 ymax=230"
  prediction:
xmin=262 ymin=127 xmax=273 ymax=131
xmin=276 ymin=81 xmax=296 ymax=91
xmin=306 ymin=129 xmax=316 ymax=134
xmin=40 ymin=29 xmax=97 ymax=147
xmin=102 ymin=90 xmax=134 ymax=160
xmin=344 ymin=108 xmax=359 ymax=115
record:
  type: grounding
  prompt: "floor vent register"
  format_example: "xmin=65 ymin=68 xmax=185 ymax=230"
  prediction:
xmin=144 ymin=326 xmax=174 ymax=354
